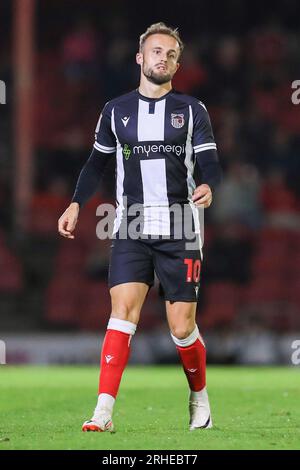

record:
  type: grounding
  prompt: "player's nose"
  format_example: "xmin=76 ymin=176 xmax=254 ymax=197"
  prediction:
xmin=158 ymin=59 xmax=167 ymax=67
xmin=159 ymin=54 xmax=168 ymax=63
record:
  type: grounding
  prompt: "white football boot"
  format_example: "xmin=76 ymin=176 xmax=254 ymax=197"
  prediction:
xmin=82 ymin=408 xmax=114 ymax=433
xmin=189 ymin=387 xmax=213 ymax=430
xmin=82 ymin=393 xmax=115 ymax=432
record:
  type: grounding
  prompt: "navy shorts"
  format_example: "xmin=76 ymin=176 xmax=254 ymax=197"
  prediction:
xmin=108 ymin=235 xmax=202 ymax=302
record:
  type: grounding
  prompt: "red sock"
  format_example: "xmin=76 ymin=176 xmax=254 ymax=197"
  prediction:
xmin=176 ymin=338 xmax=206 ymax=392
xmin=98 ymin=329 xmax=132 ymax=397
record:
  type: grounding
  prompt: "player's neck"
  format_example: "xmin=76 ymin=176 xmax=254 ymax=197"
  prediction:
xmin=138 ymin=79 xmax=172 ymax=99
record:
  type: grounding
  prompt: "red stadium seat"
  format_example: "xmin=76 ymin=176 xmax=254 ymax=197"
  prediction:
xmin=286 ymin=280 xmax=300 ymax=304
xmin=0 ymin=251 xmax=23 ymax=293
xmin=243 ymin=279 xmax=287 ymax=303
xmin=205 ymin=281 xmax=241 ymax=304
xmin=251 ymin=251 xmax=286 ymax=276
xmin=199 ymin=282 xmax=241 ymax=329
xmin=258 ymin=228 xmax=295 ymax=245
xmin=54 ymin=240 xmax=87 ymax=271
xmin=45 ymin=274 xmax=82 ymax=326
xmin=200 ymin=302 xmax=239 ymax=329
xmin=77 ymin=281 xmax=111 ymax=330
xmin=28 ymin=192 xmax=70 ymax=236
xmin=286 ymin=253 xmax=300 ymax=281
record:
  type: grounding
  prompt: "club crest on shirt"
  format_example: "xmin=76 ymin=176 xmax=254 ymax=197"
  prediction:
xmin=171 ymin=113 xmax=185 ymax=129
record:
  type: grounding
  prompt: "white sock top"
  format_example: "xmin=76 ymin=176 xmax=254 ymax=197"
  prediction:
xmin=107 ymin=317 xmax=137 ymax=336
xmin=170 ymin=325 xmax=200 ymax=347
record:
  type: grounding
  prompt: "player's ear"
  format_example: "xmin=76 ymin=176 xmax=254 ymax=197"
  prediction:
xmin=175 ymin=62 xmax=180 ymax=72
xmin=136 ymin=52 xmax=143 ymax=65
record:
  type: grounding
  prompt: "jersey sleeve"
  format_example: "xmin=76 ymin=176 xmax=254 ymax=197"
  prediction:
xmin=93 ymin=102 xmax=117 ymax=154
xmin=71 ymin=148 xmax=113 ymax=208
xmin=192 ymin=101 xmax=217 ymax=154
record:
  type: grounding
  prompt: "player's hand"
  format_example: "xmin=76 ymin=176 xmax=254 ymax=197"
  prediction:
xmin=58 ymin=202 xmax=80 ymax=239
xmin=192 ymin=184 xmax=212 ymax=208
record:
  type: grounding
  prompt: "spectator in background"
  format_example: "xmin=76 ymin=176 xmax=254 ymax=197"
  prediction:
xmin=205 ymin=37 xmax=247 ymax=109
xmin=215 ymin=106 xmax=242 ymax=167
xmin=102 ymin=16 xmax=137 ymax=97
xmin=60 ymin=20 xmax=103 ymax=148
xmin=204 ymin=222 xmax=253 ymax=284
xmin=211 ymin=161 xmax=262 ymax=229
xmin=62 ymin=19 xmax=100 ymax=84
xmin=172 ymin=43 xmax=207 ymax=95
xmin=103 ymin=37 xmax=136 ymax=97
xmin=260 ymin=168 xmax=300 ymax=229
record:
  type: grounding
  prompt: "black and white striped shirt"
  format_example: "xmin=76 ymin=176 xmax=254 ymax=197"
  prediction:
xmin=94 ymin=88 xmax=220 ymax=235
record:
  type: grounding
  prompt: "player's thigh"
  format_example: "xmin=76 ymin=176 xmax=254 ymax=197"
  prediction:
xmin=165 ymin=301 xmax=197 ymax=339
xmin=110 ymin=282 xmax=149 ymax=324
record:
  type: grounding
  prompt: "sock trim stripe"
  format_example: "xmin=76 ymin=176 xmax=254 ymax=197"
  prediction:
xmin=170 ymin=325 xmax=200 ymax=347
xmin=107 ymin=318 xmax=137 ymax=335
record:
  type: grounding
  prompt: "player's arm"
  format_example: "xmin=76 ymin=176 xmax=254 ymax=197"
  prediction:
xmin=71 ymin=148 xmax=113 ymax=208
xmin=58 ymin=102 xmax=116 ymax=239
xmin=192 ymin=149 xmax=222 ymax=208
xmin=58 ymin=149 xmax=113 ymax=239
xmin=191 ymin=101 xmax=222 ymax=208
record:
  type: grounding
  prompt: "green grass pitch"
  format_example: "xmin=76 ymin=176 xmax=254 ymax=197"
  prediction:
xmin=0 ymin=366 xmax=299 ymax=450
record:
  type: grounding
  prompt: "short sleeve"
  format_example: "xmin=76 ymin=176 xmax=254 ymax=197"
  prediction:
xmin=94 ymin=102 xmax=117 ymax=154
xmin=192 ymin=101 xmax=217 ymax=154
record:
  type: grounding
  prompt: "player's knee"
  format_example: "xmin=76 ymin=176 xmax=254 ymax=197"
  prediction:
xmin=110 ymin=310 xmax=130 ymax=322
xmin=110 ymin=305 xmax=140 ymax=323
xmin=170 ymin=325 xmax=194 ymax=340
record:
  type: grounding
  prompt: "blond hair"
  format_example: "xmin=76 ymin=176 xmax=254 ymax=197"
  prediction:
xmin=139 ymin=22 xmax=184 ymax=60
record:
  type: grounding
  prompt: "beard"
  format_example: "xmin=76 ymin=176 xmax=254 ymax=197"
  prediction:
xmin=142 ymin=64 xmax=174 ymax=85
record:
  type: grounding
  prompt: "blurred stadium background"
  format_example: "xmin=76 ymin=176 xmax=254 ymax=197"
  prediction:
xmin=1 ymin=0 xmax=300 ymax=366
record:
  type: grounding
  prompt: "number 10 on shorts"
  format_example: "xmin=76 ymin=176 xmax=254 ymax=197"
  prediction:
xmin=184 ymin=259 xmax=201 ymax=283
